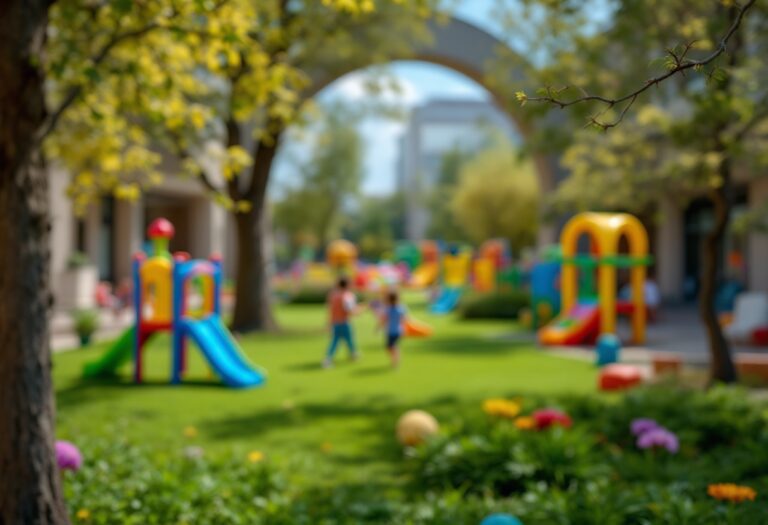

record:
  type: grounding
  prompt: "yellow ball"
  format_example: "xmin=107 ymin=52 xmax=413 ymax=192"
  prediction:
xmin=396 ymin=410 xmax=439 ymax=446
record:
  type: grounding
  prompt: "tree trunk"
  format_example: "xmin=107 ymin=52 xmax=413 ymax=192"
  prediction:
xmin=0 ymin=2 xmax=70 ymax=523
xmin=230 ymin=136 xmax=280 ymax=332
xmin=699 ymin=180 xmax=738 ymax=384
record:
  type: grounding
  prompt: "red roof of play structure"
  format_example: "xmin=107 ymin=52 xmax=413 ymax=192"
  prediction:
xmin=147 ymin=218 xmax=175 ymax=239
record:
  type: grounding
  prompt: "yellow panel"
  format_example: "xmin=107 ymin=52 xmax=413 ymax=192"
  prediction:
xmin=473 ymin=258 xmax=496 ymax=292
xmin=443 ymin=252 xmax=471 ymax=287
xmin=139 ymin=257 xmax=173 ymax=324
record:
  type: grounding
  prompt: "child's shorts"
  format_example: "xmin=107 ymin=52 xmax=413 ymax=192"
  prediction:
xmin=386 ymin=333 xmax=401 ymax=348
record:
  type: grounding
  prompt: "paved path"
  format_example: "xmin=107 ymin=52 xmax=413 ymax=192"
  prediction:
xmin=622 ymin=305 xmax=764 ymax=365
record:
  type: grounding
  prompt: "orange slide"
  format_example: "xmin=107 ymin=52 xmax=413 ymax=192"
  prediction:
xmin=404 ymin=318 xmax=433 ymax=337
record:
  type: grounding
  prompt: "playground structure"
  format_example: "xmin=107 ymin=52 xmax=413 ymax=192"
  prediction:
xmin=538 ymin=212 xmax=651 ymax=346
xmin=408 ymin=241 xmax=441 ymax=288
xmin=326 ymin=239 xmax=358 ymax=275
xmin=83 ymin=219 xmax=265 ymax=388
xmin=431 ymin=245 xmax=472 ymax=314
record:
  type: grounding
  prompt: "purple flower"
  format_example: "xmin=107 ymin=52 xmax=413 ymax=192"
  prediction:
xmin=636 ymin=428 xmax=679 ymax=454
xmin=55 ymin=440 xmax=82 ymax=471
xmin=630 ymin=418 xmax=660 ymax=436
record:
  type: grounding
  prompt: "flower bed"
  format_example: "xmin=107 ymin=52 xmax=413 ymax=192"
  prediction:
xmin=62 ymin=387 xmax=768 ymax=524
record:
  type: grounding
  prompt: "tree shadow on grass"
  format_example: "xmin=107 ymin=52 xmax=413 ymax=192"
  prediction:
xmin=353 ymin=365 xmax=394 ymax=376
xmin=413 ymin=336 xmax=530 ymax=355
xmin=283 ymin=361 xmax=324 ymax=372
xmin=56 ymin=376 xmax=230 ymax=410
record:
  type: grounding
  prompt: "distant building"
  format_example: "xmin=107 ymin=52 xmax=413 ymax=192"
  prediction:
xmin=396 ymin=99 xmax=520 ymax=240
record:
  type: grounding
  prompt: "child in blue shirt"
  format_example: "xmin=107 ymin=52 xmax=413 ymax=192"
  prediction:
xmin=381 ymin=290 xmax=406 ymax=368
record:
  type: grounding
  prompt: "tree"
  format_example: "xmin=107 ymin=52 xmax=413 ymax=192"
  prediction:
xmin=0 ymin=2 xmax=71 ymax=522
xmin=450 ymin=142 xmax=540 ymax=253
xmin=273 ymin=105 xmax=364 ymax=255
xmin=343 ymin=193 xmax=408 ymax=260
xmin=2 ymin=1 xmax=416 ymax=522
xmin=508 ymin=0 xmax=767 ymax=383
xmin=51 ymin=0 xmax=437 ymax=332
xmin=426 ymin=147 xmax=473 ymax=242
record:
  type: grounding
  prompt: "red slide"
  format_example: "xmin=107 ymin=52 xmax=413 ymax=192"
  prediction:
xmin=538 ymin=303 xmax=600 ymax=346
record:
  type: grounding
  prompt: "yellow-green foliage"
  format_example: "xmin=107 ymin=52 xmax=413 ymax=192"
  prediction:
xmin=44 ymin=0 xmax=438 ymax=215
xmin=451 ymin=143 xmax=540 ymax=251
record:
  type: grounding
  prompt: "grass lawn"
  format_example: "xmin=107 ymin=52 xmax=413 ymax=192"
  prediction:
xmin=54 ymin=294 xmax=597 ymax=488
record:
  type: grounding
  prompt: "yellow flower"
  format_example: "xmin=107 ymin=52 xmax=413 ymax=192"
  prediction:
xmin=76 ymin=508 xmax=90 ymax=521
xmin=183 ymin=426 xmax=198 ymax=438
xmin=482 ymin=398 xmax=521 ymax=419
xmin=708 ymin=483 xmax=757 ymax=503
xmin=320 ymin=442 xmax=333 ymax=454
xmin=248 ymin=450 xmax=265 ymax=463
xmin=514 ymin=416 xmax=536 ymax=430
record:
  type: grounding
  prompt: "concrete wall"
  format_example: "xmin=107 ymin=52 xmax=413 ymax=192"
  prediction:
xmin=748 ymin=178 xmax=768 ymax=292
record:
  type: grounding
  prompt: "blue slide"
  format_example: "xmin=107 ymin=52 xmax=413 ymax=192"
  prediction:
xmin=184 ymin=316 xmax=266 ymax=388
xmin=431 ymin=287 xmax=463 ymax=314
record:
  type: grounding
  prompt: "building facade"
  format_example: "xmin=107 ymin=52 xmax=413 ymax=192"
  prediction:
xmin=396 ymin=99 xmax=520 ymax=240
xmin=49 ymin=167 xmax=238 ymax=310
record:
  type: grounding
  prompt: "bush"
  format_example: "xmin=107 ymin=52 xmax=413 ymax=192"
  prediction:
xmin=459 ymin=290 xmax=530 ymax=320
xmin=67 ymin=251 xmax=90 ymax=269
xmin=288 ymin=286 xmax=331 ymax=305
xmin=61 ymin=387 xmax=768 ymax=524
xmin=72 ymin=309 xmax=100 ymax=339
xmin=404 ymin=386 xmax=768 ymax=523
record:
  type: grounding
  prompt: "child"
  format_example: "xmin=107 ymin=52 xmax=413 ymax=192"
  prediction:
xmin=380 ymin=290 xmax=406 ymax=368
xmin=324 ymin=277 xmax=359 ymax=368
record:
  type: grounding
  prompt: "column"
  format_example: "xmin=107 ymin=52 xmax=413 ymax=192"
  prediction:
xmin=113 ymin=198 xmax=143 ymax=282
xmin=748 ymin=178 xmax=768 ymax=292
xmin=655 ymin=197 xmax=684 ymax=302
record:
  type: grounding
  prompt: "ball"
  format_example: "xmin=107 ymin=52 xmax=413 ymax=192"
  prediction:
xmin=396 ymin=410 xmax=439 ymax=446
xmin=480 ymin=514 xmax=523 ymax=525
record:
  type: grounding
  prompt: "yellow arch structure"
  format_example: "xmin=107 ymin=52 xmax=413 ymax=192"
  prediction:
xmin=561 ymin=212 xmax=649 ymax=343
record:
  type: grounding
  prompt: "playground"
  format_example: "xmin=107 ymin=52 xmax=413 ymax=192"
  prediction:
xmin=47 ymin=215 xmax=768 ymax=523
xmin=6 ymin=1 xmax=768 ymax=523
xmin=55 ymin=297 xmax=595 ymax=477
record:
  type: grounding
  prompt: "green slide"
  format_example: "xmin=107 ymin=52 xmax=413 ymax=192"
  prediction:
xmin=83 ymin=327 xmax=135 ymax=379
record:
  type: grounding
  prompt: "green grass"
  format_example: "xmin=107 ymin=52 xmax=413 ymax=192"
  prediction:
xmin=54 ymin=294 xmax=597 ymax=487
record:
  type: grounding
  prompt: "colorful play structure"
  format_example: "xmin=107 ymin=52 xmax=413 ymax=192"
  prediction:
xmin=83 ymin=219 xmax=265 ymax=388
xmin=408 ymin=241 xmax=441 ymax=288
xmin=538 ymin=212 xmax=652 ymax=346
xmin=431 ymin=245 xmax=472 ymax=314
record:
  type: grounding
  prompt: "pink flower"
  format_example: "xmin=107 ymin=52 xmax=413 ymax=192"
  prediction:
xmin=532 ymin=408 xmax=572 ymax=430
xmin=630 ymin=418 xmax=660 ymax=436
xmin=636 ymin=428 xmax=679 ymax=453
xmin=55 ymin=440 xmax=83 ymax=471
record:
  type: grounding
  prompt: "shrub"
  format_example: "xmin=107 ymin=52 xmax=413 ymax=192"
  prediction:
xmin=459 ymin=290 xmax=530 ymax=320
xmin=288 ymin=286 xmax=331 ymax=305
xmin=67 ymin=251 xmax=90 ymax=269
xmin=404 ymin=386 xmax=768 ymax=523
xmin=71 ymin=309 xmax=100 ymax=343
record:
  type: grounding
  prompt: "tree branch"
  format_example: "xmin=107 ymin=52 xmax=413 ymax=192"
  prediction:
xmin=37 ymin=23 xmax=160 ymax=143
xmin=166 ymin=130 xmax=227 ymax=198
xmin=38 ymin=0 xmax=232 ymax=143
xmin=523 ymin=0 xmax=757 ymax=130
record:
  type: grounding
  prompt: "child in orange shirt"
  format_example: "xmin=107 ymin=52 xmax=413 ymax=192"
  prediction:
xmin=323 ymin=277 xmax=359 ymax=368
